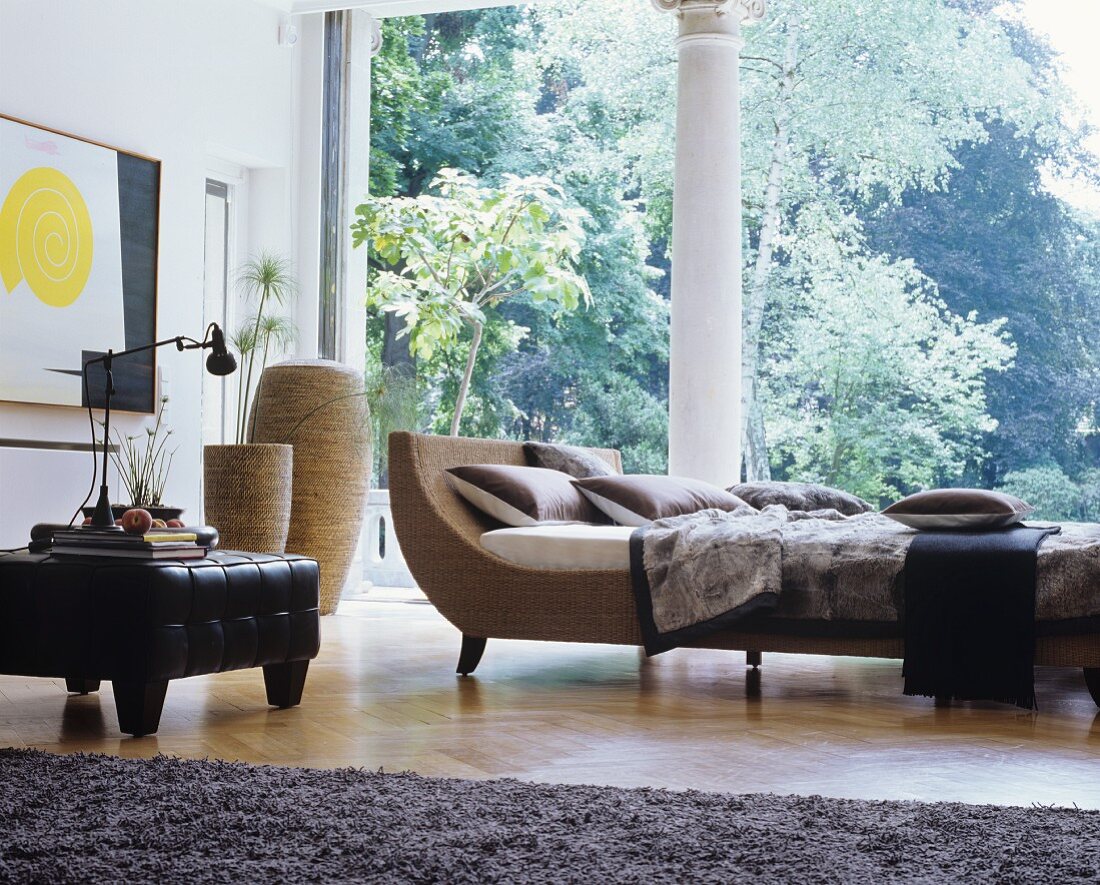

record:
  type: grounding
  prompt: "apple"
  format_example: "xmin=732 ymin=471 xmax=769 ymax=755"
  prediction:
xmin=121 ymin=508 xmax=153 ymax=536
xmin=115 ymin=519 xmax=124 ymax=526
xmin=151 ymin=518 xmax=167 ymax=529
xmin=166 ymin=519 xmax=185 ymax=528
xmin=82 ymin=517 xmax=92 ymax=526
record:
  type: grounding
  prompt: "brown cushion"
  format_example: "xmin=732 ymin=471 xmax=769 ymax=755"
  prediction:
xmin=523 ymin=441 xmax=616 ymax=479
xmin=728 ymin=481 xmax=873 ymax=516
xmin=882 ymin=488 xmax=1033 ymax=529
xmin=572 ymin=475 xmax=753 ymax=527
xmin=445 ymin=465 xmax=606 ymax=527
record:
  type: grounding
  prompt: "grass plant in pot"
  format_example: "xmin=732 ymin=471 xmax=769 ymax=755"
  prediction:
xmin=203 ymin=253 xmax=297 ymax=553
xmin=83 ymin=395 xmax=184 ymax=524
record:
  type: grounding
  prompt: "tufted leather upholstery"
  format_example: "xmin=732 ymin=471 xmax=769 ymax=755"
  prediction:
xmin=0 ymin=550 xmax=320 ymax=680
xmin=0 ymin=550 xmax=320 ymax=735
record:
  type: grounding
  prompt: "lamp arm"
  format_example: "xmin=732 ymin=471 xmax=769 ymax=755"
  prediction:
xmin=81 ymin=334 xmax=206 ymax=369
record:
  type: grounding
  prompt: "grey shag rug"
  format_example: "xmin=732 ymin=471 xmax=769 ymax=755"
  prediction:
xmin=1 ymin=748 xmax=1098 ymax=883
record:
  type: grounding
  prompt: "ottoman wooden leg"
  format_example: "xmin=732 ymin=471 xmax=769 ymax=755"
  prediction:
xmin=65 ymin=678 xmax=101 ymax=695
xmin=746 ymin=651 xmax=762 ymax=669
xmin=264 ymin=660 xmax=309 ymax=709
xmin=113 ymin=680 xmax=169 ymax=737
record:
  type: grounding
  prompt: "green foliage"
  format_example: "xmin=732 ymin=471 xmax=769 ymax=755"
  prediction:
xmin=566 ymin=373 xmax=668 ymax=474
xmin=763 ymin=212 xmax=1014 ymax=504
xmin=353 ymin=168 xmax=591 ymax=434
xmin=365 ymin=3 xmax=1100 ymax=496
xmin=355 ymin=168 xmax=590 ymax=358
xmin=368 ymin=10 xmax=530 ymax=198
xmin=368 ymin=17 xmax=449 ymax=197
xmin=997 ymin=465 xmax=1085 ymax=522
xmin=865 ymin=122 xmax=1100 ymax=485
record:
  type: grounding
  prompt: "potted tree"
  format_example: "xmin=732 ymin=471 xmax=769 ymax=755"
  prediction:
xmin=351 ymin=168 xmax=592 ymax=436
xmin=203 ymin=253 xmax=298 ymax=553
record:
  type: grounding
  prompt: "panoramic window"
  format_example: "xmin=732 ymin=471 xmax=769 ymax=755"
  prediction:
xmin=360 ymin=0 xmax=1100 ymax=519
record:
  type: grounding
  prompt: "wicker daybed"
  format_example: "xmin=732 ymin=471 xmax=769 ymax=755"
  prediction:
xmin=388 ymin=431 xmax=1100 ymax=704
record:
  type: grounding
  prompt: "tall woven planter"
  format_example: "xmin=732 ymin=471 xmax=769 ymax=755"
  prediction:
xmin=249 ymin=360 xmax=371 ymax=615
xmin=203 ymin=444 xmax=293 ymax=553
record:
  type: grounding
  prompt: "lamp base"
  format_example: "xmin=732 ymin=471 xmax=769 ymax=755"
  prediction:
xmin=90 ymin=486 xmax=120 ymax=529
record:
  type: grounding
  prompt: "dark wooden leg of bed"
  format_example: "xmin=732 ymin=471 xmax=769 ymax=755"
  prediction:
xmin=1083 ymin=668 xmax=1100 ymax=708
xmin=746 ymin=651 xmax=762 ymax=669
xmin=457 ymin=636 xmax=487 ymax=676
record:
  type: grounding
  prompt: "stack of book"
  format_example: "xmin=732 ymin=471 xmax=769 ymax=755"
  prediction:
xmin=51 ymin=528 xmax=207 ymax=560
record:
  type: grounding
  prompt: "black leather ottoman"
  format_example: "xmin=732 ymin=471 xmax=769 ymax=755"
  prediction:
xmin=0 ymin=550 xmax=321 ymax=737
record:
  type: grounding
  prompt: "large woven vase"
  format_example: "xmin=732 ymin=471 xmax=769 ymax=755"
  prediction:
xmin=203 ymin=444 xmax=293 ymax=553
xmin=249 ymin=360 xmax=371 ymax=615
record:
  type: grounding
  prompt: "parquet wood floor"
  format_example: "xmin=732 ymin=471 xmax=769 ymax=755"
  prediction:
xmin=3 ymin=597 xmax=1099 ymax=808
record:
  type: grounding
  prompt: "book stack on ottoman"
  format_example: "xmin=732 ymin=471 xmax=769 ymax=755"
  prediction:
xmin=51 ymin=527 xmax=207 ymax=560
xmin=0 ymin=549 xmax=320 ymax=737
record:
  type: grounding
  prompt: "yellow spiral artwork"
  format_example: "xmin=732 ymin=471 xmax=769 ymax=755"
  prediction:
xmin=0 ymin=166 xmax=94 ymax=308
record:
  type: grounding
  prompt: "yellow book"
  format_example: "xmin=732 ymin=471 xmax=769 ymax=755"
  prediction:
xmin=142 ymin=532 xmax=199 ymax=543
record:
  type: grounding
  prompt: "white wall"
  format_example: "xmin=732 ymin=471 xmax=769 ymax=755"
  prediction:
xmin=0 ymin=0 xmax=325 ymax=546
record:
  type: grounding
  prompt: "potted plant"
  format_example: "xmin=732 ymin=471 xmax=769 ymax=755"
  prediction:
xmin=84 ymin=395 xmax=183 ymax=523
xmin=203 ymin=253 xmax=298 ymax=553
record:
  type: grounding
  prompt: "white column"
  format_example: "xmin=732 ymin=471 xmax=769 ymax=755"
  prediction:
xmin=652 ymin=0 xmax=763 ymax=486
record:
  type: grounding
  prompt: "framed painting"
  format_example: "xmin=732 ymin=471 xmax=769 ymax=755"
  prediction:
xmin=0 ymin=113 xmax=160 ymax=413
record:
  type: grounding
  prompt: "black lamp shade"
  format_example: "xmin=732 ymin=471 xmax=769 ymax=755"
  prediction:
xmin=207 ymin=350 xmax=237 ymax=376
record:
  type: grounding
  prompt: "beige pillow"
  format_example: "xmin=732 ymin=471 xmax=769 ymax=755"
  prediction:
xmin=572 ymin=475 xmax=753 ymax=527
xmin=882 ymin=489 xmax=1033 ymax=530
xmin=445 ymin=465 xmax=605 ymax=527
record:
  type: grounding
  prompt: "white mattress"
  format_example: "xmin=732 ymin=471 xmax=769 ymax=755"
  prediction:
xmin=480 ymin=524 xmax=635 ymax=571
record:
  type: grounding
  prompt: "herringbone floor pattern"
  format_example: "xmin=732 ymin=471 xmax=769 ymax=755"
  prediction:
xmin=2 ymin=598 xmax=1099 ymax=808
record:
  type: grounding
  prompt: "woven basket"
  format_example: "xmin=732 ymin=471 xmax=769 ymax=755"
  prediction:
xmin=202 ymin=444 xmax=293 ymax=553
xmin=248 ymin=360 xmax=371 ymax=615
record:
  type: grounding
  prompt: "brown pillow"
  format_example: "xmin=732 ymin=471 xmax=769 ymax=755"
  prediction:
xmin=524 ymin=441 xmax=616 ymax=479
xmin=882 ymin=488 xmax=1033 ymax=530
xmin=445 ymin=465 xmax=605 ymax=527
xmin=572 ymin=475 xmax=753 ymax=527
xmin=728 ymin=481 xmax=873 ymax=516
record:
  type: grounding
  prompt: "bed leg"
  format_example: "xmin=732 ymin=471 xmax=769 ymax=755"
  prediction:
xmin=1084 ymin=668 xmax=1100 ymax=708
xmin=457 ymin=636 xmax=487 ymax=676
xmin=746 ymin=651 xmax=762 ymax=669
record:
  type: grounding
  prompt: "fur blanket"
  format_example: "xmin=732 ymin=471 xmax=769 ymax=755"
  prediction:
xmin=630 ymin=506 xmax=1100 ymax=654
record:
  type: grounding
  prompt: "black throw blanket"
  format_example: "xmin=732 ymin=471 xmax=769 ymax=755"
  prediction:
xmin=902 ymin=526 xmax=1059 ymax=710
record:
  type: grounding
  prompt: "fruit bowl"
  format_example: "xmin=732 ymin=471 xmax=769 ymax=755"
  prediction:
xmin=81 ymin=505 xmax=185 ymax=523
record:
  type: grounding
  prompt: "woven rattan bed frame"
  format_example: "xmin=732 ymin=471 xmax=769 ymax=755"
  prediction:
xmin=388 ymin=431 xmax=1100 ymax=704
